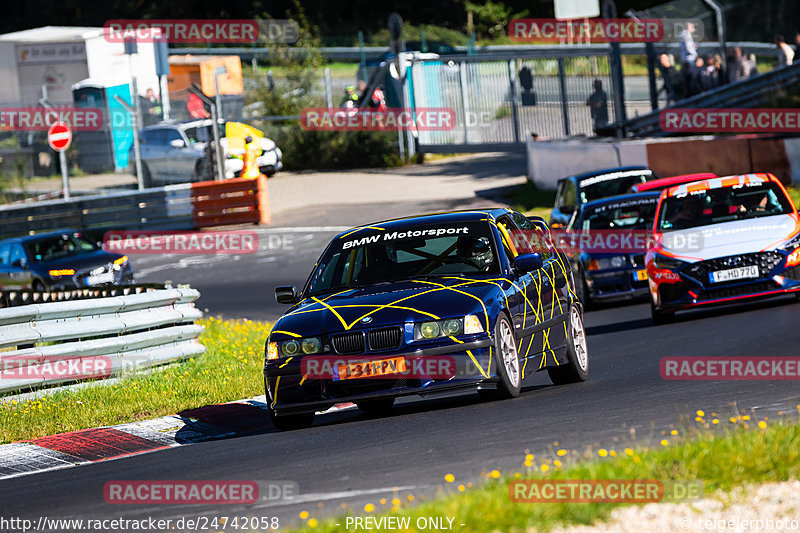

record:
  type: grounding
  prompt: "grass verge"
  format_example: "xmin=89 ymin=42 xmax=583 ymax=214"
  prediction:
xmin=507 ymin=180 xmax=556 ymax=221
xmin=0 ymin=317 xmax=270 ymax=443
xmin=292 ymin=409 xmax=800 ymax=532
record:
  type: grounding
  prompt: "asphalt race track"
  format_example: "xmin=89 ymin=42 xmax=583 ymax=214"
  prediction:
xmin=2 ymin=156 xmax=800 ymax=529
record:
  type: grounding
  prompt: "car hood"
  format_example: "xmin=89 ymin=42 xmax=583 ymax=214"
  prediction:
xmin=657 ymin=214 xmax=800 ymax=261
xmin=33 ymin=250 xmax=123 ymax=272
xmin=272 ymin=278 xmax=499 ymax=338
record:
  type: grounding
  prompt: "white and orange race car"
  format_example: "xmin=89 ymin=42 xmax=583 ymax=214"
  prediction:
xmin=646 ymin=173 xmax=800 ymax=324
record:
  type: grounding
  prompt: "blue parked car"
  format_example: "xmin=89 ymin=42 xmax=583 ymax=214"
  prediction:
xmin=0 ymin=230 xmax=133 ymax=291
xmin=550 ymin=166 xmax=657 ymax=229
xmin=264 ymin=209 xmax=588 ymax=430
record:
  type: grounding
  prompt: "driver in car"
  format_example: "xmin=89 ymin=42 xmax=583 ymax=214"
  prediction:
xmin=456 ymin=236 xmax=493 ymax=271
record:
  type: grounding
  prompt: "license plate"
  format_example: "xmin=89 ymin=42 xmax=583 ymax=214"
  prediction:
xmin=709 ymin=265 xmax=759 ymax=283
xmin=634 ymin=269 xmax=648 ymax=281
xmin=334 ymin=357 xmax=407 ymax=380
xmin=86 ymin=272 xmax=114 ymax=285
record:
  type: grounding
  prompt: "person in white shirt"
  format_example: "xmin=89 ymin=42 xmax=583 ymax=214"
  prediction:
xmin=776 ymin=35 xmax=794 ymax=66
xmin=679 ymin=23 xmax=698 ymax=94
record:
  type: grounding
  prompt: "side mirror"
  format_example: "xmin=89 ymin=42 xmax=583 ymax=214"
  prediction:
xmin=275 ymin=285 xmax=299 ymax=304
xmin=11 ymin=258 xmax=27 ymax=269
xmin=514 ymin=253 xmax=543 ymax=273
xmin=169 ymin=138 xmax=186 ymax=148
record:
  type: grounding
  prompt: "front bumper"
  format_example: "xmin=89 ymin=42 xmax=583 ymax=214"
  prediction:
xmin=655 ymin=263 xmax=800 ymax=312
xmin=265 ymin=338 xmax=494 ymax=415
xmin=585 ymin=267 xmax=649 ymax=302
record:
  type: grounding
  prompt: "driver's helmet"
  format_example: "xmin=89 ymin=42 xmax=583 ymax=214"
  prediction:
xmin=457 ymin=236 xmax=492 ymax=269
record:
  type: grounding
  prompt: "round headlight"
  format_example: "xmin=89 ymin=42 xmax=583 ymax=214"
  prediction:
xmin=611 ymin=256 xmax=626 ymax=268
xmin=281 ymin=340 xmax=300 ymax=356
xmin=419 ymin=321 xmax=440 ymax=339
xmin=442 ymin=319 xmax=463 ymax=336
xmin=301 ymin=337 xmax=321 ymax=354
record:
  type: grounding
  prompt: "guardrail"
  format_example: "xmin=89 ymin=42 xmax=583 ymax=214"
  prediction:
xmin=625 ymin=62 xmax=800 ymax=137
xmin=0 ymin=286 xmax=205 ymax=394
xmin=0 ymin=176 xmax=270 ymax=240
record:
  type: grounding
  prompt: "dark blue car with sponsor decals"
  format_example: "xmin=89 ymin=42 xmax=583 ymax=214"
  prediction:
xmin=564 ymin=192 xmax=661 ymax=307
xmin=264 ymin=209 xmax=588 ymax=430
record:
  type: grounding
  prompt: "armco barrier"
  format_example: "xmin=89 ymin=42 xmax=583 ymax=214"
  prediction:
xmin=0 ymin=286 xmax=205 ymax=394
xmin=0 ymin=176 xmax=270 ymax=240
xmin=527 ymin=135 xmax=800 ymax=189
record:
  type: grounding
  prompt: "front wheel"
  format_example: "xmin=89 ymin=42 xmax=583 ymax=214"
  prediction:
xmin=481 ymin=314 xmax=521 ymax=400
xmin=650 ymin=298 xmax=675 ymax=325
xmin=547 ymin=305 xmax=589 ymax=385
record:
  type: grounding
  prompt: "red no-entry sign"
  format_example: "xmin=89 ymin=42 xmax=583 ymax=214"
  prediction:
xmin=47 ymin=121 xmax=72 ymax=152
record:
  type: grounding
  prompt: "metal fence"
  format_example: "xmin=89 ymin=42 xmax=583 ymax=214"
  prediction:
xmin=0 ymin=286 xmax=204 ymax=394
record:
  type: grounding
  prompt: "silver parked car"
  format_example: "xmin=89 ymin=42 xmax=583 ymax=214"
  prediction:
xmin=129 ymin=119 xmax=282 ymax=187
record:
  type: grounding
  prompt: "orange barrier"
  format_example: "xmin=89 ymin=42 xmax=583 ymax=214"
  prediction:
xmin=190 ymin=176 xmax=270 ymax=228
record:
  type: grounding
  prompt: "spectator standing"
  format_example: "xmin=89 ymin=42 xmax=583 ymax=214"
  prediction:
xmin=687 ymin=56 xmax=705 ymax=96
xmin=679 ymin=22 xmax=698 ymax=95
xmin=776 ymin=35 xmax=795 ymax=66
xmin=657 ymin=53 xmax=684 ymax=103
xmin=700 ymin=54 xmax=721 ymax=90
xmin=586 ymin=79 xmax=608 ymax=132
xmin=728 ymin=47 xmax=754 ymax=82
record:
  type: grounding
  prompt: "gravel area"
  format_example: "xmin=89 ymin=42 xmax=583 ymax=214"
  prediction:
xmin=550 ymin=480 xmax=800 ymax=533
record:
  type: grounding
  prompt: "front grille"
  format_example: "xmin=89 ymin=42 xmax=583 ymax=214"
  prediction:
xmin=698 ymin=280 xmax=778 ymax=301
xmin=631 ymin=254 xmax=646 ymax=268
xmin=784 ymin=265 xmax=800 ymax=281
xmin=685 ymin=252 xmax=784 ymax=283
xmin=659 ymin=283 xmax=687 ymax=304
xmin=331 ymin=332 xmax=365 ymax=354
xmin=326 ymin=378 xmax=414 ymax=399
xmin=368 ymin=327 xmax=402 ymax=351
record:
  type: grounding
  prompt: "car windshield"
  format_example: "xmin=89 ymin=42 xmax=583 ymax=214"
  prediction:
xmin=305 ymin=221 xmax=499 ymax=296
xmin=657 ymin=182 xmax=794 ymax=232
xmin=24 ymin=233 xmax=99 ymax=262
xmin=579 ymin=171 xmax=652 ymax=203
xmin=581 ymin=197 xmax=659 ymax=230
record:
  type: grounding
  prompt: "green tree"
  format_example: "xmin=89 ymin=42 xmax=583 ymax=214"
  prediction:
xmin=465 ymin=1 xmax=529 ymax=39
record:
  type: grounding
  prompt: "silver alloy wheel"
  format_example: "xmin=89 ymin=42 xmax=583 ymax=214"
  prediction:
xmin=571 ymin=307 xmax=588 ymax=372
xmin=499 ymin=318 xmax=520 ymax=387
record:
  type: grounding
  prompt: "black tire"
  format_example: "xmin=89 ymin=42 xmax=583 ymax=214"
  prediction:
xmin=650 ymin=298 xmax=675 ymax=325
xmin=547 ymin=304 xmax=589 ymax=385
xmin=268 ymin=406 xmax=314 ymax=430
xmin=356 ymin=398 xmax=395 ymax=415
xmin=480 ymin=313 xmax=521 ymax=400
xmin=575 ymin=268 xmax=595 ymax=311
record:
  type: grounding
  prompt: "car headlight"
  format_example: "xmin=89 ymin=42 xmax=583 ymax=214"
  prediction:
xmin=267 ymin=342 xmax=279 ymax=361
xmin=463 ymin=314 xmax=484 ymax=334
xmin=653 ymin=253 xmax=685 ymax=270
xmin=281 ymin=340 xmax=301 ymax=357
xmin=113 ymin=256 xmax=128 ymax=270
xmin=441 ymin=319 xmax=463 ymax=336
xmin=48 ymin=269 xmax=75 ymax=276
xmin=301 ymin=337 xmax=322 ymax=354
xmin=419 ymin=321 xmax=441 ymax=339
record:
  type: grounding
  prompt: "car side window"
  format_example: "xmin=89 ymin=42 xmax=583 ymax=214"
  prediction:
xmin=166 ymin=129 xmax=183 ymax=143
xmin=9 ymin=245 xmax=26 ymax=266
xmin=509 ymin=212 xmax=554 ymax=261
xmin=0 ymin=244 xmax=9 ymax=265
xmin=558 ymin=180 xmax=577 ymax=210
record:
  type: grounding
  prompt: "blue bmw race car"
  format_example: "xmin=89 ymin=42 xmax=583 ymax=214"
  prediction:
xmin=264 ymin=209 xmax=588 ymax=430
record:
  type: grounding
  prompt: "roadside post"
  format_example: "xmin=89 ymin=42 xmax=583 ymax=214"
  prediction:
xmin=47 ymin=122 xmax=72 ymax=201
xmin=189 ymin=84 xmax=224 ymax=181
xmin=113 ymin=95 xmax=145 ymax=190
